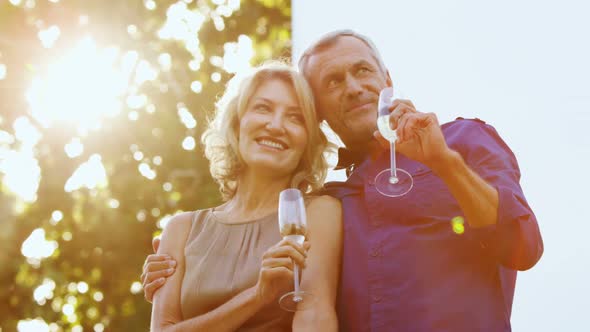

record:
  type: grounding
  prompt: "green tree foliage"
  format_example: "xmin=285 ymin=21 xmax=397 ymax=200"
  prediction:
xmin=0 ymin=0 xmax=291 ymax=330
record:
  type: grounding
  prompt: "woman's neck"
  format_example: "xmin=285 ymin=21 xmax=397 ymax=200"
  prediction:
xmin=222 ymin=169 xmax=291 ymax=220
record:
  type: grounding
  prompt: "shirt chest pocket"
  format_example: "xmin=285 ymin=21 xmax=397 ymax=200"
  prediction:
xmin=382 ymin=169 xmax=460 ymax=226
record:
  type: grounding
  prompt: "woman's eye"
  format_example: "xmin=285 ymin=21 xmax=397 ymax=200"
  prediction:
xmin=289 ymin=113 xmax=304 ymax=123
xmin=254 ymin=104 xmax=270 ymax=113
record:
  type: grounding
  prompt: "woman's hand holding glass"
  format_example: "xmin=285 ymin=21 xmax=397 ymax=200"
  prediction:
xmin=255 ymin=238 xmax=310 ymax=306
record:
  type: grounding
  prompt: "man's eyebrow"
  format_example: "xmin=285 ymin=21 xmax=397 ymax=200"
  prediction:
xmin=352 ymin=59 xmax=376 ymax=69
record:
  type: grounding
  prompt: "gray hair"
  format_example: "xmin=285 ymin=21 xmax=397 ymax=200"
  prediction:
xmin=297 ymin=29 xmax=388 ymax=79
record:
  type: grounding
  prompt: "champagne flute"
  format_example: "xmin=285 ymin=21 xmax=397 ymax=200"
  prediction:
xmin=277 ymin=188 xmax=314 ymax=311
xmin=374 ymin=86 xmax=413 ymax=197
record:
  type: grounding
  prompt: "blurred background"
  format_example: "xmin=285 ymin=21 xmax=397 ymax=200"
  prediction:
xmin=0 ymin=0 xmax=291 ymax=330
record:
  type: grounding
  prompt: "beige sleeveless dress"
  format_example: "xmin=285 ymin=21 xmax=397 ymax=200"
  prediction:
xmin=180 ymin=208 xmax=293 ymax=331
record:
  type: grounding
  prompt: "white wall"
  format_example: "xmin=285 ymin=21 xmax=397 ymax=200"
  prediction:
xmin=293 ymin=1 xmax=590 ymax=331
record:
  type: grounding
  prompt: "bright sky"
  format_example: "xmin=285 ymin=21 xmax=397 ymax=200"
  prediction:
xmin=293 ymin=0 xmax=590 ymax=330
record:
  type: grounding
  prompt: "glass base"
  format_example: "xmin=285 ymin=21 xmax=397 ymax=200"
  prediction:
xmin=375 ymin=168 xmax=413 ymax=197
xmin=279 ymin=291 xmax=314 ymax=312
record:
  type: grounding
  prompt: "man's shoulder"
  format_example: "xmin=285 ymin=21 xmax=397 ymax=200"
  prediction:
xmin=442 ymin=117 xmax=502 ymax=141
xmin=444 ymin=117 xmax=489 ymax=130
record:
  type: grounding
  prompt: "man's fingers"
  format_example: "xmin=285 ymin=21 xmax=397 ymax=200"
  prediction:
xmin=390 ymin=99 xmax=415 ymax=112
xmin=144 ymin=254 xmax=171 ymax=265
xmin=389 ymin=105 xmax=413 ymax=131
xmin=144 ymin=277 xmax=165 ymax=303
xmin=397 ymin=113 xmax=411 ymax=141
xmin=143 ymin=268 xmax=175 ymax=286
xmin=146 ymin=260 xmax=176 ymax=273
xmin=398 ymin=112 xmax=426 ymax=142
xmin=152 ymin=237 xmax=161 ymax=253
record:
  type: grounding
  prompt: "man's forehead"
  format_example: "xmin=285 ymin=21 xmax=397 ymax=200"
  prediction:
xmin=306 ymin=36 xmax=379 ymax=75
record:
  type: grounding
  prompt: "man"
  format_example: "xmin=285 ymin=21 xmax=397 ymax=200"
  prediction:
xmin=141 ymin=30 xmax=543 ymax=331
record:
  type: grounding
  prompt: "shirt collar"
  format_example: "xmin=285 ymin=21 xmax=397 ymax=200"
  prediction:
xmin=334 ymin=147 xmax=368 ymax=176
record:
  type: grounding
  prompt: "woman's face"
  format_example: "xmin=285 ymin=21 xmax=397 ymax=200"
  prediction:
xmin=238 ymin=77 xmax=308 ymax=178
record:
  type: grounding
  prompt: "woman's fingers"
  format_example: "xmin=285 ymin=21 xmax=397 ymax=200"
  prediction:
xmin=260 ymin=265 xmax=293 ymax=281
xmin=262 ymin=257 xmax=295 ymax=270
xmin=263 ymin=242 xmax=307 ymax=267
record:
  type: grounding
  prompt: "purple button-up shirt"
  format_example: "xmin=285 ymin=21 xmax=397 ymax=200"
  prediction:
xmin=324 ymin=119 xmax=543 ymax=331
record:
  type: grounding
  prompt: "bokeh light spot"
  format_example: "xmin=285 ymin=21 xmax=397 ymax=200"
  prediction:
xmin=17 ymin=318 xmax=49 ymax=332
xmin=130 ymin=281 xmax=142 ymax=294
xmin=64 ymin=138 xmax=84 ymax=158
xmin=38 ymin=25 xmax=60 ymax=48
xmin=0 ymin=63 xmax=6 ymax=80
xmin=451 ymin=216 xmax=465 ymax=235
xmin=182 ymin=136 xmax=196 ymax=150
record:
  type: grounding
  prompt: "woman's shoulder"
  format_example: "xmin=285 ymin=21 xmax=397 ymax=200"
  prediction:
xmin=161 ymin=212 xmax=193 ymax=237
xmin=306 ymin=194 xmax=341 ymax=210
xmin=162 ymin=209 xmax=211 ymax=235
xmin=159 ymin=209 xmax=215 ymax=250
xmin=305 ymin=195 xmax=342 ymax=228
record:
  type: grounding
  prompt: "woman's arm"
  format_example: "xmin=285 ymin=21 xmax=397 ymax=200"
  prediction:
xmin=150 ymin=212 xmax=265 ymax=332
xmin=293 ymin=195 xmax=343 ymax=331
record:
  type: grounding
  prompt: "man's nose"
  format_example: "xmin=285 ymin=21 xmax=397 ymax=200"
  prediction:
xmin=344 ymin=74 xmax=363 ymax=97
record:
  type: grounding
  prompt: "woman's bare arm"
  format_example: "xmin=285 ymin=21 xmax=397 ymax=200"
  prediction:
xmin=293 ymin=195 xmax=343 ymax=331
xmin=150 ymin=212 xmax=265 ymax=332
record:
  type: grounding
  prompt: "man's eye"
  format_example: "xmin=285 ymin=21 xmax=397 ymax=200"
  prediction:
xmin=357 ymin=67 xmax=370 ymax=75
xmin=327 ymin=78 xmax=340 ymax=89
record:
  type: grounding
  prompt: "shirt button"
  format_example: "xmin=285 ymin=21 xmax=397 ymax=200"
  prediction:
xmin=370 ymin=249 xmax=380 ymax=257
xmin=372 ymin=295 xmax=382 ymax=303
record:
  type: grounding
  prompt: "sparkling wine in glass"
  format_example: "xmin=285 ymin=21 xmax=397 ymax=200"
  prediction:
xmin=374 ymin=87 xmax=413 ymax=197
xmin=277 ymin=188 xmax=314 ymax=311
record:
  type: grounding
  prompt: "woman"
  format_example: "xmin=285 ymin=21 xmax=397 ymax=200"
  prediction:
xmin=149 ymin=61 xmax=342 ymax=331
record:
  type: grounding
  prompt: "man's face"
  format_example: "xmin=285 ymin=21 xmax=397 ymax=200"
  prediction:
xmin=306 ymin=36 xmax=390 ymax=150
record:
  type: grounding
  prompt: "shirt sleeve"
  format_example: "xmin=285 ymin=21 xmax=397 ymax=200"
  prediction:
xmin=453 ymin=120 xmax=544 ymax=271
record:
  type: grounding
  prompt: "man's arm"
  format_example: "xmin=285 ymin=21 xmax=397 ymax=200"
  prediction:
xmin=432 ymin=149 xmax=498 ymax=228
xmin=437 ymin=121 xmax=543 ymax=271
xmin=378 ymin=103 xmax=543 ymax=270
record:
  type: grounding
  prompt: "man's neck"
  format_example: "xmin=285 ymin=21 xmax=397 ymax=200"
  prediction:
xmin=346 ymin=139 xmax=384 ymax=161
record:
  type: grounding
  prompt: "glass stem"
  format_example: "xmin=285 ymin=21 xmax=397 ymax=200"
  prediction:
xmin=293 ymin=263 xmax=302 ymax=301
xmin=390 ymin=140 xmax=398 ymax=180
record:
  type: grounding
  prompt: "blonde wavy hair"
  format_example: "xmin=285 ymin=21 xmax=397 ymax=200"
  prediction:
xmin=202 ymin=61 xmax=330 ymax=201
